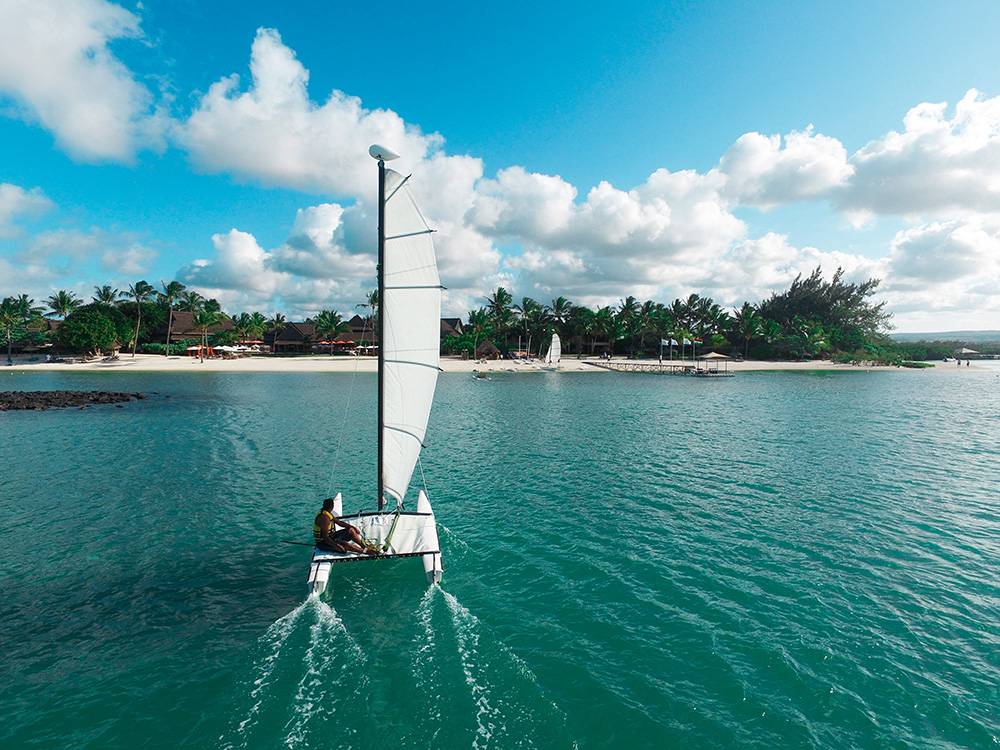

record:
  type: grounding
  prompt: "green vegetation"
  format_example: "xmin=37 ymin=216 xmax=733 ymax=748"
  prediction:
xmin=56 ymin=308 xmax=119 ymax=355
xmin=4 ymin=267 xmax=995 ymax=363
xmin=449 ymin=266 xmax=910 ymax=362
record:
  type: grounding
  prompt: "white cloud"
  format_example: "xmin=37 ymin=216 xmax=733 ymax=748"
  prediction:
xmin=0 ymin=0 xmax=166 ymax=162
xmin=719 ymin=127 xmax=853 ymax=208
xmin=0 ymin=183 xmax=53 ymax=238
xmin=840 ymin=90 xmax=1000 ymax=217
xmin=181 ymin=28 xmax=446 ymax=197
xmin=16 ymin=227 xmax=157 ymax=275
xmin=178 ymin=217 xmax=370 ymax=317
xmin=4 ymin=18 xmax=985 ymax=327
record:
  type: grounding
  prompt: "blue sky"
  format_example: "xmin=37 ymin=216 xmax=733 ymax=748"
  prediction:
xmin=2 ymin=0 xmax=1000 ymax=330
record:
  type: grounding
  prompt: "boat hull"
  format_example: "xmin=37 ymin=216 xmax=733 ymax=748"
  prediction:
xmin=308 ymin=490 xmax=443 ymax=594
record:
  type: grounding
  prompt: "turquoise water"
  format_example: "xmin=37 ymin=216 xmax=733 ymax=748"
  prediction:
xmin=1 ymin=369 xmax=998 ymax=749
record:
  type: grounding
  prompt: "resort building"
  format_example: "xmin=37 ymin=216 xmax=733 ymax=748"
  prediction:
xmin=157 ymin=310 xmax=234 ymax=342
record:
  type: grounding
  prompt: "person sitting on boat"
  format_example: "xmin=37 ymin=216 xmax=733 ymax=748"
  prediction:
xmin=313 ymin=498 xmax=374 ymax=555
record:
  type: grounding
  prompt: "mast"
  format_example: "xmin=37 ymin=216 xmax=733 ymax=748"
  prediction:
xmin=377 ymin=157 xmax=386 ymax=511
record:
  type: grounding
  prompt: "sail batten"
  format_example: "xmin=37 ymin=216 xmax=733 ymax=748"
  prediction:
xmin=380 ymin=168 xmax=440 ymax=506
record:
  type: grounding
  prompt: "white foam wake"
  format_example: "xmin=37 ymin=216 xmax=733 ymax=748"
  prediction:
xmin=222 ymin=599 xmax=309 ymax=750
xmin=282 ymin=596 xmax=367 ymax=749
xmin=410 ymin=586 xmax=444 ymax=741
xmin=442 ymin=589 xmax=502 ymax=748
xmin=441 ymin=588 xmax=575 ymax=749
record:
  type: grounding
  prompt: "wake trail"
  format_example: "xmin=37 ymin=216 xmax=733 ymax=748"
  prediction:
xmin=442 ymin=588 xmax=500 ymax=748
xmin=283 ymin=596 xmax=368 ymax=750
xmin=222 ymin=599 xmax=309 ymax=749
xmin=441 ymin=588 xmax=575 ymax=749
xmin=410 ymin=586 xmax=444 ymax=741
xmin=439 ymin=524 xmax=471 ymax=552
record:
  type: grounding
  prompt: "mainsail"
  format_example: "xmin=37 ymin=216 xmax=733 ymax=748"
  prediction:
xmin=380 ymin=169 xmax=441 ymax=506
xmin=544 ymin=333 xmax=561 ymax=365
xmin=307 ymin=148 xmax=444 ymax=594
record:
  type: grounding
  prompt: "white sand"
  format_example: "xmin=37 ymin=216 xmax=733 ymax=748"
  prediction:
xmin=3 ymin=353 xmax=985 ymax=374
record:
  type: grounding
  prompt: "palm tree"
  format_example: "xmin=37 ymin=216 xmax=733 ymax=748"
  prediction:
xmin=92 ymin=285 xmax=121 ymax=305
xmin=732 ymin=302 xmax=762 ymax=357
xmin=512 ymin=296 xmax=542 ymax=355
xmin=159 ymin=280 xmax=186 ymax=356
xmin=15 ymin=295 xmax=43 ymax=320
xmin=248 ymin=312 xmax=268 ymax=341
xmin=355 ymin=289 xmax=378 ymax=341
xmin=268 ymin=313 xmax=287 ymax=354
xmin=548 ymin=296 xmax=573 ymax=351
xmin=315 ymin=310 xmax=350 ymax=354
xmin=486 ymin=286 xmax=514 ymax=348
xmin=466 ymin=308 xmax=490 ymax=359
xmin=528 ymin=304 xmax=553 ymax=357
xmin=123 ymin=280 xmax=155 ymax=357
xmin=595 ymin=306 xmax=621 ymax=356
xmin=616 ymin=296 xmax=640 ymax=356
xmin=46 ymin=290 xmax=82 ymax=319
xmin=1 ymin=297 xmax=21 ymax=365
xmin=176 ymin=290 xmax=205 ymax=312
xmin=231 ymin=312 xmax=252 ymax=343
xmin=192 ymin=309 xmax=226 ymax=363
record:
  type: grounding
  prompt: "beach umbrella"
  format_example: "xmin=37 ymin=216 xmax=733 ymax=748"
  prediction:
xmin=957 ymin=347 xmax=979 ymax=355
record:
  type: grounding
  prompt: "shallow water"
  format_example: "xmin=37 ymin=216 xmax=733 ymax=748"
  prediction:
xmin=0 ymin=369 xmax=997 ymax=749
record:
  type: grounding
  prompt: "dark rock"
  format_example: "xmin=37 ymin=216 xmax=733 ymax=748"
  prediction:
xmin=0 ymin=391 xmax=146 ymax=411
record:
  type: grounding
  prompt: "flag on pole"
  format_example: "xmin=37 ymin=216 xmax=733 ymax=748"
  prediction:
xmin=661 ymin=339 xmax=678 ymax=346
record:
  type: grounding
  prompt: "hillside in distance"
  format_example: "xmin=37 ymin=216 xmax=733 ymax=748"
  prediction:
xmin=891 ymin=330 xmax=1000 ymax=343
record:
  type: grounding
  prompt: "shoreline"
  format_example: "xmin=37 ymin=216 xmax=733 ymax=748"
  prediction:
xmin=2 ymin=353 xmax=990 ymax=374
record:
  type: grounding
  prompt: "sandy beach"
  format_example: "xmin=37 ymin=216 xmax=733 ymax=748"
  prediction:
xmin=3 ymin=353 xmax=988 ymax=374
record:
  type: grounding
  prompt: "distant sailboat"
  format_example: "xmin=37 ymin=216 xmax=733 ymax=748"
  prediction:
xmin=308 ymin=145 xmax=443 ymax=595
xmin=540 ymin=332 xmax=561 ymax=370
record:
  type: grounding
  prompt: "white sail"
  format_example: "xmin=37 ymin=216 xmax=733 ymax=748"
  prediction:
xmin=545 ymin=333 xmax=561 ymax=365
xmin=381 ymin=168 xmax=441 ymax=505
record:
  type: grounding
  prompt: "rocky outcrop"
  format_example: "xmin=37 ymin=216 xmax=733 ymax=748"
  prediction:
xmin=0 ymin=391 xmax=146 ymax=411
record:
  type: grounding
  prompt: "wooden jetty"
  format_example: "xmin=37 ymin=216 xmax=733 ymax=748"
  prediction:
xmin=584 ymin=361 xmax=734 ymax=377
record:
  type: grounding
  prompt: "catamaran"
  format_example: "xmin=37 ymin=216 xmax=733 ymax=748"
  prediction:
xmin=540 ymin=332 xmax=561 ymax=370
xmin=307 ymin=145 xmax=444 ymax=595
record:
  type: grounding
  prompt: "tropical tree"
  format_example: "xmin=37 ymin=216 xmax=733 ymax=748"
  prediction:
xmin=56 ymin=307 xmax=118 ymax=356
xmin=231 ymin=313 xmax=252 ymax=343
xmin=756 ymin=266 xmax=891 ymax=350
xmin=732 ymin=302 xmax=762 ymax=357
xmin=159 ymin=280 xmax=186 ymax=356
xmin=0 ymin=297 xmax=23 ymax=365
xmin=512 ymin=296 xmax=543 ymax=355
xmin=247 ymin=312 xmax=268 ymax=341
xmin=176 ymin=290 xmax=205 ymax=312
xmin=595 ymin=306 xmax=621 ymax=356
xmin=466 ymin=308 xmax=490 ymax=358
xmin=315 ymin=309 xmax=350 ymax=354
xmin=92 ymin=285 xmax=121 ymax=306
xmin=485 ymin=286 xmax=514 ymax=348
xmin=192 ymin=309 xmax=227 ymax=363
xmin=615 ymin=297 xmax=641 ymax=355
xmin=547 ymin=296 xmax=573 ymax=349
xmin=123 ymin=280 xmax=155 ymax=357
xmin=46 ymin=290 xmax=82 ymax=319
xmin=268 ymin=313 xmax=287 ymax=353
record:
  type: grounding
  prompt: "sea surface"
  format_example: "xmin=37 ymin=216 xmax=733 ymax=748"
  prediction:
xmin=1 ymin=367 xmax=998 ymax=749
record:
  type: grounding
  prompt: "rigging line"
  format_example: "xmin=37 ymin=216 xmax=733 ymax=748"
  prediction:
xmin=417 ymin=453 xmax=430 ymax=497
xmin=326 ymin=311 xmax=372 ymax=496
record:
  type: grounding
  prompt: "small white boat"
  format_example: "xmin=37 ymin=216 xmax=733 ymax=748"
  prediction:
xmin=538 ymin=332 xmax=561 ymax=371
xmin=308 ymin=492 xmax=442 ymax=593
xmin=308 ymin=144 xmax=444 ymax=595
